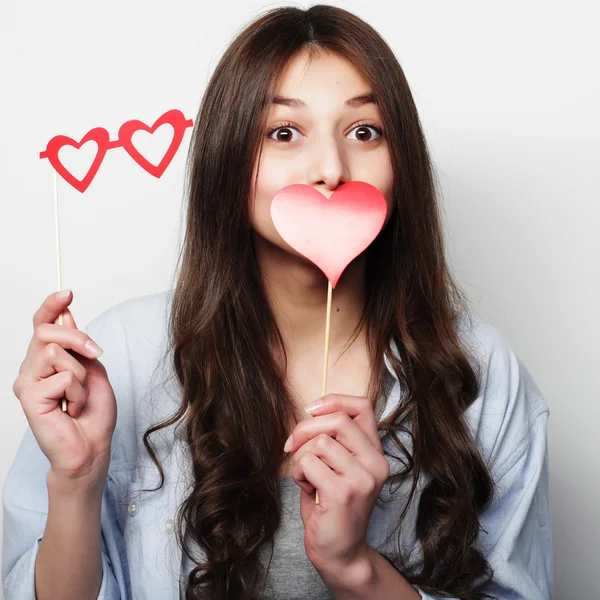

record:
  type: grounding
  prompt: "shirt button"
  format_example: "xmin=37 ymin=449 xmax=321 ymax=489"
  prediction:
xmin=165 ymin=519 xmax=175 ymax=534
xmin=128 ymin=502 xmax=138 ymax=516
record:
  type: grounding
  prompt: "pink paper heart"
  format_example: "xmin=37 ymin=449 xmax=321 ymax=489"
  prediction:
xmin=270 ymin=181 xmax=387 ymax=288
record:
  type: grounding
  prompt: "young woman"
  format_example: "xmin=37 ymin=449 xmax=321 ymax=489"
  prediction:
xmin=3 ymin=5 xmax=551 ymax=600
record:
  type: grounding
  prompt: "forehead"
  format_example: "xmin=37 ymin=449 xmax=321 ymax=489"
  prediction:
xmin=272 ymin=49 xmax=372 ymax=105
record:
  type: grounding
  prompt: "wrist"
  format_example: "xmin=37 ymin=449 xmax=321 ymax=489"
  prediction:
xmin=46 ymin=467 xmax=107 ymax=500
xmin=315 ymin=546 xmax=376 ymax=596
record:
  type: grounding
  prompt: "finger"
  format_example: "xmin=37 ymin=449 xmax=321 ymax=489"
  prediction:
xmin=292 ymin=451 xmax=339 ymax=504
xmin=292 ymin=422 xmax=387 ymax=486
xmin=293 ymin=433 xmax=359 ymax=481
xmin=303 ymin=394 xmax=381 ymax=449
xmin=294 ymin=477 xmax=316 ymax=495
xmin=20 ymin=370 xmax=87 ymax=419
xmin=53 ymin=306 xmax=78 ymax=329
xmin=288 ymin=411 xmax=381 ymax=463
xmin=32 ymin=323 xmax=103 ymax=361
xmin=16 ymin=341 xmax=88 ymax=394
xmin=33 ymin=290 xmax=73 ymax=329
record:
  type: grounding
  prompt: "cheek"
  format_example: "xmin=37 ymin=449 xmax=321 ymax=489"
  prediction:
xmin=250 ymin=153 xmax=302 ymax=232
xmin=249 ymin=188 xmax=273 ymax=235
xmin=372 ymin=151 xmax=395 ymax=223
xmin=352 ymin=152 xmax=395 ymax=223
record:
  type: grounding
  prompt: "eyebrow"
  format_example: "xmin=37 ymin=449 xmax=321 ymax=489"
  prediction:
xmin=270 ymin=92 xmax=378 ymax=109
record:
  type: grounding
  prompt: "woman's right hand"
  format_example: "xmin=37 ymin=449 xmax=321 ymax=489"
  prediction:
xmin=12 ymin=290 xmax=117 ymax=489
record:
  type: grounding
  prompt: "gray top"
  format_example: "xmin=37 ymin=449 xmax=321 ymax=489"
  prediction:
xmin=179 ymin=480 xmax=333 ymax=598
xmin=255 ymin=478 xmax=334 ymax=599
xmin=179 ymin=371 xmax=395 ymax=599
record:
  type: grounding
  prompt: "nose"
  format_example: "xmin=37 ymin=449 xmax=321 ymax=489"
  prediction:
xmin=307 ymin=134 xmax=349 ymax=192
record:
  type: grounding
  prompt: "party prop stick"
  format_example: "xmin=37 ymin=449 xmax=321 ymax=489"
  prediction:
xmin=321 ymin=281 xmax=333 ymax=398
xmin=317 ymin=280 xmax=335 ymax=504
xmin=271 ymin=182 xmax=387 ymax=505
xmin=51 ymin=169 xmax=69 ymax=412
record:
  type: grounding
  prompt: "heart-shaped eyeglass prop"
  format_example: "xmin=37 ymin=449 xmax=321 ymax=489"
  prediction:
xmin=40 ymin=109 xmax=192 ymax=413
xmin=271 ymin=181 xmax=387 ymax=504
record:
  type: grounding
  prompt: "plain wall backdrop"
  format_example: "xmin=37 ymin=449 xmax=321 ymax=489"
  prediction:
xmin=1 ymin=1 xmax=598 ymax=598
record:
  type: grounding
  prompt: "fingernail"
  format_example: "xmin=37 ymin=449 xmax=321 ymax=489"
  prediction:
xmin=85 ymin=339 xmax=104 ymax=357
xmin=284 ymin=435 xmax=293 ymax=452
xmin=305 ymin=399 xmax=323 ymax=413
xmin=57 ymin=289 xmax=71 ymax=300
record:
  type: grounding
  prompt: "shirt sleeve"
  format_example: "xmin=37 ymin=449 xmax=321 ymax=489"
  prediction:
xmin=412 ymin=324 xmax=552 ymax=600
xmin=413 ymin=411 xmax=551 ymax=600
xmin=2 ymin=327 xmax=122 ymax=599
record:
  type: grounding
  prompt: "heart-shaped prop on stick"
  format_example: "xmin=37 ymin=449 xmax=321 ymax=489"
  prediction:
xmin=271 ymin=181 xmax=387 ymax=504
xmin=271 ymin=181 xmax=387 ymax=288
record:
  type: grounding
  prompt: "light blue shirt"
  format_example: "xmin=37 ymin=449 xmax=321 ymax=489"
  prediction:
xmin=2 ymin=290 xmax=552 ymax=599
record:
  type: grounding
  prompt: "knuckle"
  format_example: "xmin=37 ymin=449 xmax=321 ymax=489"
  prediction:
xmin=379 ymin=458 xmax=390 ymax=480
xmin=334 ymin=412 xmax=349 ymax=428
xmin=63 ymin=370 xmax=76 ymax=386
xmin=315 ymin=433 xmax=330 ymax=449
xmin=362 ymin=474 xmax=377 ymax=494
xmin=299 ymin=453 xmax=311 ymax=468
xmin=44 ymin=342 xmax=60 ymax=359
xmin=12 ymin=377 xmax=22 ymax=398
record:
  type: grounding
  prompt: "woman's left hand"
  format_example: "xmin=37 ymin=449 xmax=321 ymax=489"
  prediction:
xmin=285 ymin=393 xmax=390 ymax=579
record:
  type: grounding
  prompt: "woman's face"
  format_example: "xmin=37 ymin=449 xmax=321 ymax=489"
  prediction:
xmin=250 ymin=49 xmax=395 ymax=258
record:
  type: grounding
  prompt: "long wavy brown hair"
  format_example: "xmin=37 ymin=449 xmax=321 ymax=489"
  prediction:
xmin=138 ymin=4 xmax=497 ymax=599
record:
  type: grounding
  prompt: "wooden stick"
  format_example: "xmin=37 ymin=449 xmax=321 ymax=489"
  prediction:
xmin=316 ymin=279 xmax=334 ymax=505
xmin=52 ymin=169 xmax=68 ymax=413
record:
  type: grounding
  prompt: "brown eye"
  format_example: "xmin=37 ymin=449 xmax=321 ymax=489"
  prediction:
xmin=267 ymin=124 xmax=300 ymax=143
xmin=349 ymin=124 xmax=382 ymax=142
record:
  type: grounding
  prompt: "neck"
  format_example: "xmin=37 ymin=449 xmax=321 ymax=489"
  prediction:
xmin=253 ymin=232 xmax=367 ymax=364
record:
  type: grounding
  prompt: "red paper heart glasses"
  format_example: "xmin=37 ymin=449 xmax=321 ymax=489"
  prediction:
xmin=39 ymin=108 xmax=194 ymax=193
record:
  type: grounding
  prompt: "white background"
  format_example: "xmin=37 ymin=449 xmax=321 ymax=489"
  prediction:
xmin=1 ymin=1 xmax=598 ymax=598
